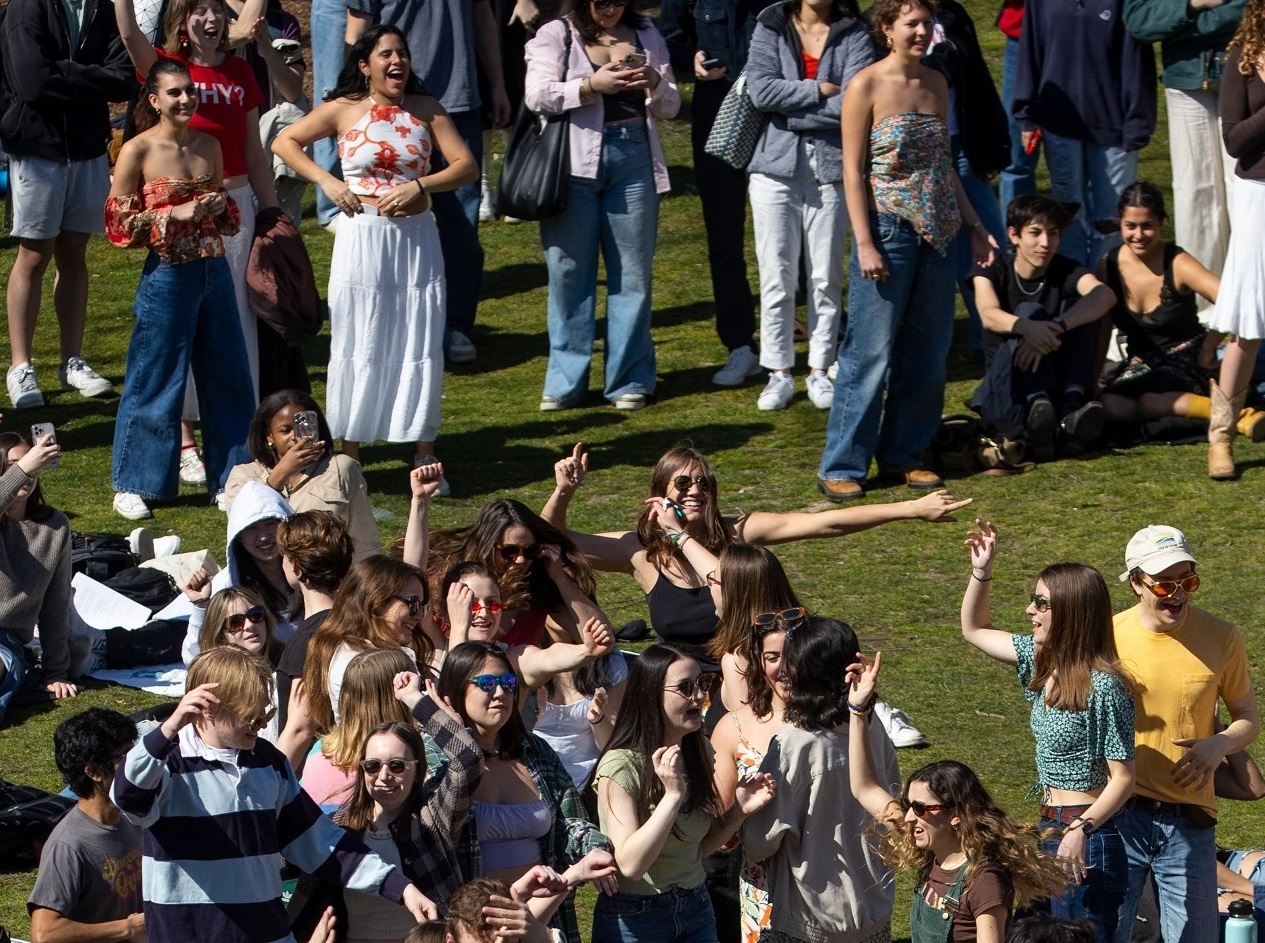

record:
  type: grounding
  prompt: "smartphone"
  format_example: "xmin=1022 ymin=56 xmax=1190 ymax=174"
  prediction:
xmin=31 ymin=422 xmax=59 ymax=469
xmin=700 ymin=55 xmax=722 ymax=70
xmin=293 ymin=410 xmax=320 ymax=441
xmin=664 ymin=497 xmax=687 ymax=522
xmin=621 ymin=51 xmax=648 ymax=70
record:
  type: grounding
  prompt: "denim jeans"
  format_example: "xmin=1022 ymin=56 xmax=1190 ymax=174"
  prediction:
xmin=0 ymin=630 xmax=30 ymax=726
xmin=998 ymin=36 xmax=1038 ymax=216
xmin=1039 ymin=810 xmax=1128 ymax=943
xmin=311 ymin=0 xmax=347 ymax=226
xmin=539 ymin=122 xmax=659 ymax=405
xmin=1113 ymin=801 xmax=1219 ymax=943
xmin=593 ymin=884 xmax=718 ymax=943
xmin=1042 ymin=131 xmax=1138 ymax=266
xmin=112 ymin=255 xmax=257 ymax=499
xmin=819 ymin=212 xmax=956 ymax=483
xmin=429 ymin=108 xmax=485 ymax=339
xmin=952 ymin=135 xmax=1007 ymax=353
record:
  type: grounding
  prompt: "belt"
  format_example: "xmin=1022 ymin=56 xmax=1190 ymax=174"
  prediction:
xmin=1125 ymin=795 xmax=1217 ymax=828
xmin=1039 ymin=803 xmax=1092 ymax=827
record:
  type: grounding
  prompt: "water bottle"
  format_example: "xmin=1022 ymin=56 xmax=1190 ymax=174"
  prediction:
xmin=1226 ymin=898 xmax=1257 ymax=943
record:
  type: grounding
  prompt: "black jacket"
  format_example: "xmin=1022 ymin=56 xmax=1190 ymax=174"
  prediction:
xmin=658 ymin=0 xmax=777 ymax=80
xmin=0 ymin=0 xmax=135 ymax=161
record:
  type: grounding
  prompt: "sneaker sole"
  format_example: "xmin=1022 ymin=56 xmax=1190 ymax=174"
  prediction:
xmin=10 ymin=392 xmax=45 ymax=408
xmin=712 ymin=365 xmax=762 ymax=387
xmin=113 ymin=502 xmax=153 ymax=521
xmin=1062 ymin=403 xmax=1106 ymax=444
xmin=63 ymin=378 xmax=114 ymax=397
xmin=614 ymin=398 xmax=646 ymax=410
xmin=179 ymin=471 xmax=208 ymax=485
xmin=757 ymin=398 xmax=792 ymax=411
xmin=447 ymin=349 xmax=477 ymax=364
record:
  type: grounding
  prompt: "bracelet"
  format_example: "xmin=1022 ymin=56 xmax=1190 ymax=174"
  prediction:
xmin=971 ymin=572 xmax=992 ymax=582
xmin=666 ymin=530 xmax=688 ymax=547
xmin=416 ymin=178 xmax=425 ymax=197
xmin=847 ymin=701 xmax=873 ymax=717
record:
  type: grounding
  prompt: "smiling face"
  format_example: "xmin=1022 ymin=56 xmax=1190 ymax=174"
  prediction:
xmin=360 ymin=32 xmax=412 ymax=100
xmin=381 ymin=576 xmax=427 ymax=646
xmin=239 ymin=519 xmax=280 ymax=565
xmin=495 ymin=523 xmax=538 ymax=576
xmin=461 ymin=573 xmax=503 ymax=642
xmin=203 ymin=694 xmax=271 ymax=751
xmin=363 ymin=731 xmax=418 ymax=819
xmin=589 ymin=0 xmax=629 ymax=32
xmin=1131 ymin=562 xmax=1198 ymax=631
xmin=904 ymin=779 xmax=959 ymax=858
xmin=667 ymin=461 xmax=710 ymax=525
xmin=661 ymin=656 xmax=706 ymax=737
xmin=1120 ymin=206 xmax=1163 ymax=259
xmin=184 ymin=0 xmax=227 ymax=52
xmin=1027 ymin=577 xmax=1052 ymax=647
xmin=150 ymin=71 xmax=198 ymax=125
xmin=884 ymin=2 xmax=934 ymax=56
xmin=462 ymin=654 xmax=516 ymax=734
xmin=760 ymin=629 xmax=788 ymax=703
xmin=1009 ymin=220 xmax=1061 ymax=274
xmin=223 ymin=600 xmax=267 ymax=654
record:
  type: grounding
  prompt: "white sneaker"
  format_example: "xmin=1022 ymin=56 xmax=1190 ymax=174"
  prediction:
xmin=757 ymin=373 xmax=794 ymax=411
xmin=873 ymin=699 xmax=929 ymax=748
xmin=113 ymin=492 xmax=153 ymax=521
xmin=712 ymin=347 xmax=761 ymax=387
xmin=128 ymin=526 xmax=155 ymax=562
xmin=322 ymin=215 xmax=341 ymax=235
xmin=152 ymin=535 xmax=182 ymax=558
xmin=6 ymin=362 xmax=44 ymax=408
xmin=827 ymin=362 xmax=838 ymax=382
xmin=59 ymin=357 xmax=113 ymax=397
xmin=479 ymin=188 xmax=497 ymax=223
xmin=447 ymin=330 xmax=477 ymax=364
xmin=179 ymin=447 xmax=207 ymax=485
xmin=215 ymin=491 xmax=230 ymax=513
xmin=413 ymin=454 xmax=451 ymax=497
xmin=805 ymin=372 xmax=834 ymax=409
xmin=504 ymin=215 xmax=523 ymax=225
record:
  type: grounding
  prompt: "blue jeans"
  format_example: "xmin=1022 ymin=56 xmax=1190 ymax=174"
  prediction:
xmin=999 ymin=36 xmax=1038 ymax=216
xmin=539 ymin=122 xmax=659 ymax=405
xmin=0 ymin=630 xmax=31 ymax=726
xmin=1039 ymin=810 xmax=1128 ymax=943
xmin=1113 ymin=801 xmax=1219 ymax=943
xmin=1043 ymin=131 xmax=1137 ymax=265
xmin=311 ymin=0 xmax=347 ymax=226
xmin=819 ymin=212 xmax=956 ymax=483
xmin=952 ymin=135 xmax=1007 ymax=353
xmin=593 ymin=884 xmax=718 ymax=943
xmin=429 ymin=108 xmax=485 ymax=339
xmin=112 ymin=255 xmax=257 ymax=499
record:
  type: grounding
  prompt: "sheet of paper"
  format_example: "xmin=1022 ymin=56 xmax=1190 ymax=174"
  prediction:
xmin=140 ymin=549 xmax=219 ymax=588
xmin=70 ymin=572 xmax=152 ymax=632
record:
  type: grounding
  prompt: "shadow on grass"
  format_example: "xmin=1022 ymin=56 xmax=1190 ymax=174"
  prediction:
xmin=482 ymin=260 xmax=549 ymax=301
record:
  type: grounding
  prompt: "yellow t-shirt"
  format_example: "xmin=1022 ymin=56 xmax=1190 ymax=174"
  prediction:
xmin=1113 ymin=604 xmax=1253 ymax=816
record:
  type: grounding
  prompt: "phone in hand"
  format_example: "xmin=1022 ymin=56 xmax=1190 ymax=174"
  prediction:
xmin=293 ymin=410 xmax=320 ymax=441
xmin=620 ymin=51 xmax=648 ymax=70
xmin=31 ymin=422 xmax=59 ymax=469
xmin=700 ymin=55 xmax=722 ymax=70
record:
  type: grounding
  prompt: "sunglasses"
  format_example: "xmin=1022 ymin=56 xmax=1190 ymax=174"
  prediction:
xmin=672 ymin=474 xmax=709 ymax=493
xmin=496 ymin=543 xmax=541 ymax=562
xmin=360 ymin=757 xmax=420 ymax=776
xmin=753 ymin=607 xmax=807 ymax=628
xmin=394 ymin=595 xmax=424 ymax=616
xmin=230 ymin=705 xmax=276 ymax=733
xmin=469 ymin=673 xmax=520 ymax=695
xmin=471 ymin=601 xmax=504 ymax=615
xmin=902 ymin=798 xmax=947 ymax=817
xmin=665 ymin=674 xmax=717 ymax=699
xmin=593 ymin=0 xmax=629 ymax=7
xmin=1139 ymin=573 xmax=1200 ymax=598
xmin=1030 ymin=594 xmax=1051 ymax=613
xmin=226 ymin=606 xmax=266 ymax=631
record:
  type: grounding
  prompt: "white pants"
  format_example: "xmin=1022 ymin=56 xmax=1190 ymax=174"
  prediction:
xmin=1166 ymin=86 xmax=1236 ymax=316
xmin=749 ymin=139 xmax=849 ymax=372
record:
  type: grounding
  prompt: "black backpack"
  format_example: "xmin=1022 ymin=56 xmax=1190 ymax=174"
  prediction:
xmin=928 ymin=415 xmax=1030 ymax=476
xmin=0 ymin=777 xmax=74 ymax=870
xmin=103 ymin=567 xmax=179 ymax=614
xmin=71 ymin=533 xmax=138 ymax=582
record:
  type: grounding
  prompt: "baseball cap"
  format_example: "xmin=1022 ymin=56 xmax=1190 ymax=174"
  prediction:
xmin=1119 ymin=525 xmax=1197 ymax=581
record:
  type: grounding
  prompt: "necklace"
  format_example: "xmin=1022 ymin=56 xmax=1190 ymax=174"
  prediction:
xmin=1013 ymin=262 xmax=1045 ymax=297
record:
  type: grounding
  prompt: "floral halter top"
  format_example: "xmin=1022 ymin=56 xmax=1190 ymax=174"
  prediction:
xmin=339 ymin=103 xmax=432 ymax=197
xmin=869 ymin=112 xmax=961 ymax=253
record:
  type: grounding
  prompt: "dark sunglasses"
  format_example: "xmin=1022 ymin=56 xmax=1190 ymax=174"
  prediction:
xmin=360 ymin=757 xmax=420 ymax=776
xmin=232 ymin=705 xmax=276 ymax=733
xmin=593 ymin=0 xmax=629 ymax=7
xmin=469 ymin=673 xmax=520 ymax=695
xmin=227 ymin=606 xmax=267 ymax=631
xmin=496 ymin=542 xmax=541 ymax=562
xmin=672 ymin=474 xmax=709 ymax=492
xmin=753 ymin=607 xmax=807 ymax=628
xmin=902 ymin=798 xmax=947 ymax=817
xmin=471 ymin=601 xmax=504 ymax=615
xmin=664 ymin=674 xmax=717 ymax=699
xmin=1139 ymin=573 xmax=1200 ymax=598
xmin=1030 ymin=594 xmax=1051 ymax=613
xmin=394 ymin=595 xmax=425 ymax=616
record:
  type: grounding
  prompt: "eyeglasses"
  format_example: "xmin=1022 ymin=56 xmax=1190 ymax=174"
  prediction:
xmin=902 ymin=798 xmax=947 ymax=817
xmin=1030 ymin=594 xmax=1051 ymax=613
xmin=593 ymin=0 xmax=629 ymax=8
xmin=469 ymin=673 xmax=520 ymax=695
xmin=360 ymin=757 xmax=420 ymax=776
xmin=394 ymin=595 xmax=424 ymax=616
xmin=753 ymin=607 xmax=807 ymax=628
xmin=664 ymin=674 xmax=717 ymax=699
xmin=1139 ymin=573 xmax=1200 ymax=598
xmin=496 ymin=543 xmax=541 ymax=562
xmin=229 ymin=705 xmax=276 ymax=733
xmin=672 ymin=474 xmax=709 ymax=493
xmin=471 ymin=601 xmax=504 ymax=615
xmin=226 ymin=606 xmax=267 ymax=632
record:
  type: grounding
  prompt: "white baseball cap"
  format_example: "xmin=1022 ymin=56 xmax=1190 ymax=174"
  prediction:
xmin=1119 ymin=525 xmax=1197 ymax=581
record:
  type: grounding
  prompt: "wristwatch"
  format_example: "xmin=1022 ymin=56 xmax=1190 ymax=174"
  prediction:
xmin=1072 ymin=817 xmax=1096 ymax=836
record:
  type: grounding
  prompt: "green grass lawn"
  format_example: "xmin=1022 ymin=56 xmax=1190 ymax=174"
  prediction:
xmin=2 ymin=7 xmax=1263 ymax=940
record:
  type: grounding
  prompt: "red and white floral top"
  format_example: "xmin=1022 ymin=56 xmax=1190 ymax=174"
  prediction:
xmin=105 ymin=175 xmax=241 ymax=264
xmin=339 ymin=104 xmax=433 ymax=197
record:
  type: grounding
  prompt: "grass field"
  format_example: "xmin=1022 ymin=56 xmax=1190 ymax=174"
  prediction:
xmin=2 ymin=4 xmax=1263 ymax=939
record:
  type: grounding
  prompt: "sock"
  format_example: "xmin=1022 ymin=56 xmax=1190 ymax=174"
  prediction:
xmin=1185 ymin=395 xmax=1211 ymax=420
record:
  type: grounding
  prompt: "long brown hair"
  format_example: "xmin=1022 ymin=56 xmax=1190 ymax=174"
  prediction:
xmin=335 ymin=721 xmax=428 ymax=834
xmin=1230 ymin=0 xmax=1265 ymax=74
xmin=637 ymin=445 xmax=729 ymax=570
xmin=709 ymin=544 xmax=801 ymax=663
xmin=1030 ymin=563 xmax=1136 ymax=711
xmin=321 ymin=648 xmax=416 ymax=772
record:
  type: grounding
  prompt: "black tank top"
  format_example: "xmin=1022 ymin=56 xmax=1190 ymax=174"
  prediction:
xmin=644 ymin=568 xmax=719 ymax=671
xmin=1103 ymin=243 xmax=1203 ymax=358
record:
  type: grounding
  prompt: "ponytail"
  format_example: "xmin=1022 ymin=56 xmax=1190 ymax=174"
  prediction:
xmin=133 ymin=58 xmax=194 ymax=133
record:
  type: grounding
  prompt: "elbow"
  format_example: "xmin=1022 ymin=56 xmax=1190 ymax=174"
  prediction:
xmin=613 ymin=852 xmax=646 ymax=882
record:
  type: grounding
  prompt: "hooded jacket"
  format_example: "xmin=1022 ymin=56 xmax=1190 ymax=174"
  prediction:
xmin=182 ymin=482 xmax=294 ymax=665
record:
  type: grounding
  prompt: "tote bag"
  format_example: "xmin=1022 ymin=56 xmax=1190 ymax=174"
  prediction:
xmin=704 ymin=71 xmax=763 ymax=170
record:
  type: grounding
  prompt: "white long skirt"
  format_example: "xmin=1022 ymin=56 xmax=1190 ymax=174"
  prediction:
xmin=326 ymin=209 xmax=446 ymax=443
xmin=1209 ymin=176 xmax=1265 ymax=341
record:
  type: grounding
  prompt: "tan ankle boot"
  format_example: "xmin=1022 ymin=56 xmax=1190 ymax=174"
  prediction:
xmin=1208 ymin=381 xmax=1244 ymax=480
xmin=1237 ymin=407 xmax=1265 ymax=442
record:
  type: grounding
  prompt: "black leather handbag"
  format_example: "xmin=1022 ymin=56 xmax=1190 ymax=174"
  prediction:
xmin=495 ymin=26 xmax=574 ymax=221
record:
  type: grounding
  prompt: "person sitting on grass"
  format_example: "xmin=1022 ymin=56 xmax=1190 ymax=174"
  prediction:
xmin=28 ymin=708 xmax=145 ymax=943
xmin=111 ymin=645 xmax=438 ymax=943
xmin=969 ymin=194 xmax=1117 ymax=462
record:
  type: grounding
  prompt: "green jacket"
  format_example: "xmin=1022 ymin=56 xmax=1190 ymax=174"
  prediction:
xmin=1123 ymin=0 xmax=1244 ymax=90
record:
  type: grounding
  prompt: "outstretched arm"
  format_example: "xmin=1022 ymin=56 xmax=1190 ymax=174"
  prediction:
xmin=737 ymin=490 xmax=972 ymax=545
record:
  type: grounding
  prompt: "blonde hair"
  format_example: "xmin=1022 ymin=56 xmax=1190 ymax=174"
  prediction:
xmin=321 ymin=648 xmax=416 ymax=771
xmin=199 ymin=586 xmax=276 ymax=655
xmin=186 ymin=646 xmax=274 ymax=724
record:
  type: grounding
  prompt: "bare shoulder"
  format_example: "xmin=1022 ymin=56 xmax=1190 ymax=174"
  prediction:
xmin=406 ymin=93 xmax=448 ymax=123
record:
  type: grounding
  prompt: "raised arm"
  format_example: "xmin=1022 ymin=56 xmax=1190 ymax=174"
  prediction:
xmin=598 ymin=748 xmax=688 ymax=881
xmin=960 ymin=520 xmax=1019 ymax=665
xmin=402 ymin=463 xmax=444 ymax=568
xmin=113 ymin=0 xmax=158 ymax=77
xmin=736 ymin=489 xmax=972 ymax=544
xmin=540 ymin=546 xmax=609 ymax=643
xmin=847 ymin=652 xmax=902 ymax=819
xmin=515 ymin=618 xmax=614 ymax=689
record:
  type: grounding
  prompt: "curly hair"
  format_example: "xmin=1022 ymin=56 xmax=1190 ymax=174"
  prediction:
xmin=1230 ymin=0 xmax=1265 ymax=75
xmin=867 ymin=0 xmax=939 ymax=46
xmin=246 ymin=390 xmax=333 ymax=469
xmin=873 ymin=761 xmax=1068 ymax=906
xmin=54 ymin=709 xmax=137 ymax=799
xmin=637 ymin=445 xmax=730 ymax=570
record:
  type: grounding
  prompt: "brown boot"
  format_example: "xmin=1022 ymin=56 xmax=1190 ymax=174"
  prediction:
xmin=1208 ymin=381 xmax=1243 ymax=480
xmin=1237 ymin=407 xmax=1265 ymax=442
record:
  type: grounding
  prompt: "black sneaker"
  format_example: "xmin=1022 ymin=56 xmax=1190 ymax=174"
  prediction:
xmin=1061 ymin=399 xmax=1107 ymax=444
xmin=1026 ymin=396 xmax=1058 ymax=462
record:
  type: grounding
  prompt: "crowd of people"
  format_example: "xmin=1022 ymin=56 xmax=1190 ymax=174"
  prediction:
xmin=3 ymin=0 xmax=1265 ymax=937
